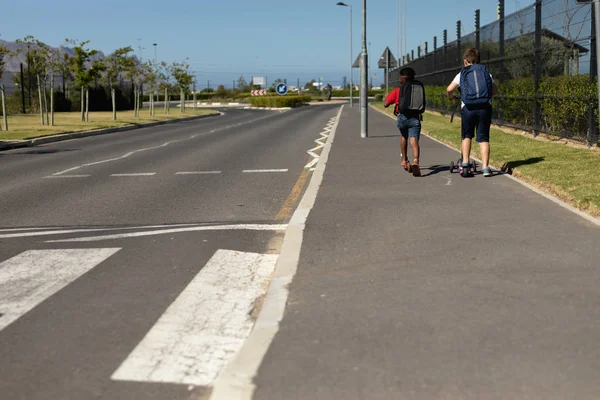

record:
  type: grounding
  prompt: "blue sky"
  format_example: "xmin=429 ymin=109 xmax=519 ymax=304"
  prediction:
xmin=2 ymin=0 xmax=522 ymax=88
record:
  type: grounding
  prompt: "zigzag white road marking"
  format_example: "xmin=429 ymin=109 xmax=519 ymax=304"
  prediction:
xmin=305 ymin=117 xmax=336 ymax=169
xmin=111 ymin=249 xmax=277 ymax=386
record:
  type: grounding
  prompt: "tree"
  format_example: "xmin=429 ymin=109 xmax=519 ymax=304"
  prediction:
xmin=105 ymin=46 xmax=133 ymax=120
xmin=270 ymin=78 xmax=284 ymax=90
xmin=15 ymin=36 xmax=51 ymax=125
xmin=169 ymin=60 xmax=193 ymax=113
xmin=505 ymin=35 xmax=568 ymax=79
xmin=0 ymin=44 xmax=10 ymax=131
xmin=143 ymin=61 xmax=159 ymax=116
xmin=237 ymin=75 xmax=248 ymax=92
xmin=69 ymin=39 xmax=103 ymax=122
xmin=124 ymin=55 xmax=144 ymax=118
xmin=158 ymin=61 xmax=173 ymax=115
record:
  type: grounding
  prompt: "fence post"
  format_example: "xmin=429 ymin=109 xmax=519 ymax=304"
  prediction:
xmin=457 ymin=20 xmax=462 ymax=65
xmin=475 ymin=10 xmax=481 ymax=50
xmin=433 ymin=36 xmax=437 ymax=76
xmin=499 ymin=0 xmax=506 ymax=83
xmin=443 ymin=29 xmax=448 ymax=69
xmin=589 ymin=1 xmax=598 ymax=148
xmin=533 ymin=0 xmax=542 ymax=137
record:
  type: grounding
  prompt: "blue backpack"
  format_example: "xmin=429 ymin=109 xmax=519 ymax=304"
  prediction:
xmin=460 ymin=64 xmax=493 ymax=106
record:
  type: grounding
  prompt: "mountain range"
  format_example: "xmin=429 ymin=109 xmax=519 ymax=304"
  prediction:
xmin=0 ymin=39 xmax=106 ymax=72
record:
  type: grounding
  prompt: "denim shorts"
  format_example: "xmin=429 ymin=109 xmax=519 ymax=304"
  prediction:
xmin=396 ymin=114 xmax=421 ymax=140
xmin=461 ymin=104 xmax=492 ymax=143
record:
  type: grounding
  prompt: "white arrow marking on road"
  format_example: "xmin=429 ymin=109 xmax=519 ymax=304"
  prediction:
xmin=111 ymin=249 xmax=277 ymax=386
xmin=0 ymin=248 xmax=121 ymax=331
xmin=46 ymin=224 xmax=288 ymax=243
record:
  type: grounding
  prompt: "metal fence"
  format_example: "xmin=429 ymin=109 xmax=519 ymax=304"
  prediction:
xmin=389 ymin=0 xmax=598 ymax=146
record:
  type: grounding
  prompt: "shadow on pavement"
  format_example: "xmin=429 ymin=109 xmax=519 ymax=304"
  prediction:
xmin=501 ymin=157 xmax=545 ymax=175
xmin=421 ymin=164 xmax=451 ymax=177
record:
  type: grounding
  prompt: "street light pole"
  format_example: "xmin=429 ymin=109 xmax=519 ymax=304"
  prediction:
xmin=337 ymin=2 xmax=354 ymax=107
xmin=595 ymin=0 xmax=600 ymax=146
xmin=360 ymin=0 xmax=368 ymax=137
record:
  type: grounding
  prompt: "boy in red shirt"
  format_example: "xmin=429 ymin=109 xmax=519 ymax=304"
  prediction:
xmin=383 ymin=67 xmax=422 ymax=176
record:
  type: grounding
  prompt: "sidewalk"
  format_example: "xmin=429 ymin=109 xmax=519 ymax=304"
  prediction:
xmin=253 ymin=105 xmax=600 ymax=399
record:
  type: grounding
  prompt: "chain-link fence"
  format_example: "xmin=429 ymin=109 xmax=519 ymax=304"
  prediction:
xmin=389 ymin=0 xmax=598 ymax=146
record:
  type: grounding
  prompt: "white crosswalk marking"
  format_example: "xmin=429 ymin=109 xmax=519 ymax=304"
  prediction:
xmin=0 ymin=248 xmax=121 ymax=331
xmin=111 ymin=249 xmax=278 ymax=386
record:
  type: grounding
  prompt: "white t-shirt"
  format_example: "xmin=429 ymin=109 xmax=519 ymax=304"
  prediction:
xmin=452 ymin=71 xmax=494 ymax=108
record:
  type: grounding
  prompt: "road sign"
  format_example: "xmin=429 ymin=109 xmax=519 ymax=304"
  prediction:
xmin=378 ymin=47 xmax=398 ymax=69
xmin=251 ymin=89 xmax=267 ymax=96
xmin=252 ymin=77 xmax=266 ymax=86
xmin=276 ymin=83 xmax=288 ymax=96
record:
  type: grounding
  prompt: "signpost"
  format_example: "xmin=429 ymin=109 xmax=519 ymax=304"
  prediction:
xmin=251 ymin=89 xmax=267 ymax=96
xmin=378 ymin=47 xmax=398 ymax=95
xmin=276 ymin=83 xmax=288 ymax=96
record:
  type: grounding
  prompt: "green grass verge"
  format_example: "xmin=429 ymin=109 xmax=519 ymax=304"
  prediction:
xmin=372 ymin=102 xmax=600 ymax=217
xmin=0 ymin=109 xmax=218 ymax=141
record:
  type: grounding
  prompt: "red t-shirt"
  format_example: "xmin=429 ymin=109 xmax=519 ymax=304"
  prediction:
xmin=384 ymin=87 xmax=401 ymax=107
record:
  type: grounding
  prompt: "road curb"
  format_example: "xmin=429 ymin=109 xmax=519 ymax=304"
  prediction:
xmin=0 ymin=112 xmax=221 ymax=152
xmin=209 ymin=105 xmax=345 ymax=400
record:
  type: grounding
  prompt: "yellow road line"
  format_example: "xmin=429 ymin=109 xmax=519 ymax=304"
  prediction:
xmin=275 ymin=166 xmax=311 ymax=220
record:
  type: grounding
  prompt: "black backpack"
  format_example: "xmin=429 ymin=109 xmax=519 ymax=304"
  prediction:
xmin=396 ymin=80 xmax=426 ymax=115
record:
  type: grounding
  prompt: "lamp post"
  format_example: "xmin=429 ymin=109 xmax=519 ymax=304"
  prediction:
xmin=360 ymin=0 xmax=368 ymax=137
xmin=337 ymin=2 xmax=353 ymax=107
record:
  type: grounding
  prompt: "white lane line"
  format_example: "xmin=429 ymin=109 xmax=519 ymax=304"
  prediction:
xmin=45 ymin=174 xmax=91 ymax=178
xmin=0 ymin=248 xmax=121 ymax=331
xmin=210 ymin=105 xmax=344 ymax=400
xmin=46 ymin=224 xmax=289 ymax=242
xmin=175 ymin=171 xmax=222 ymax=175
xmin=111 ymin=249 xmax=278 ymax=386
xmin=242 ymin=169 xmax=288 ymax=173
xmin=111 ymin=173 xmax=156 ymax=177
xmin=52 ymin=112 xmax=277 ymax=176
xmin=0 ymin=224 xmax=200 ymax=239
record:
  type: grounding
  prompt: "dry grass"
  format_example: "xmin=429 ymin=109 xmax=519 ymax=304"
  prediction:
xmin=0 ymin=108 xmax=217 ymax=141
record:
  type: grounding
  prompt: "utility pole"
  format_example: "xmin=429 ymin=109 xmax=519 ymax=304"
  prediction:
xmin=360 ymin=0 xmax=368 ymax=138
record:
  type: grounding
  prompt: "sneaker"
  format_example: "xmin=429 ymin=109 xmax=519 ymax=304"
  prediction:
xmin=483 ymin=167 xmax=492 ymax=177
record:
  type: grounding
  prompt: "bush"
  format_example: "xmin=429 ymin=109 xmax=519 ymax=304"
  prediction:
xmin=374 ymin=93 xmax=384 ymax=102
xmin=248 ymin=95 xmax=311 ymax=108
xmin=424 ymin=74 xmax=598 ymax=140
xmin=539 ymin=74 xmax=597 ymax=137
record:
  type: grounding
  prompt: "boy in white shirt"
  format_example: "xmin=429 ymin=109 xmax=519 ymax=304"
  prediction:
xmin=446 ymin=48 xmax=498 ymax=177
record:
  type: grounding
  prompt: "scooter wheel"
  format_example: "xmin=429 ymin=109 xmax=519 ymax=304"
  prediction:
xmin=450 ymin=161 xmax=455 ymax=173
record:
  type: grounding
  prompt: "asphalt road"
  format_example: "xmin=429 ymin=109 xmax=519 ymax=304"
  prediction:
xmin=0 ymin=104 xmax=341 ymax=400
